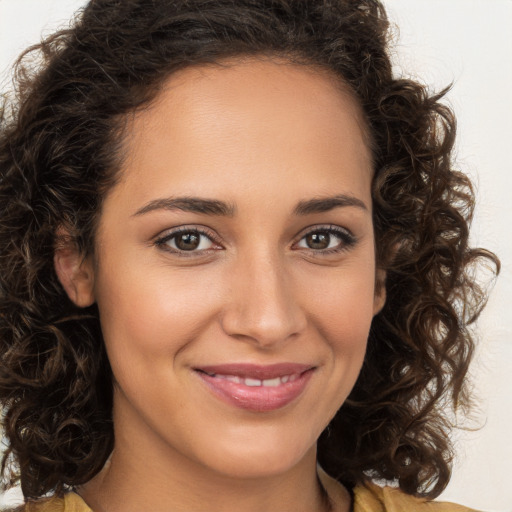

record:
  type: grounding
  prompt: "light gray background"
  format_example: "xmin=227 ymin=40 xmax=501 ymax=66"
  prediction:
xmin=0 ymin=1 xmax=511 ymax=510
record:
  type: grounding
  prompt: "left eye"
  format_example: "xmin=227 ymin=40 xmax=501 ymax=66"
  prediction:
xmin=159 ymin=230 xmax=215 ymax=252
xmin=296 ymin=229 xmax=353 ymax=251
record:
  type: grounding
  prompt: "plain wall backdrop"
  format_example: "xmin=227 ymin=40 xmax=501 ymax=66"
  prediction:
xmin=1 ymin=1 xmax=511 ymax=511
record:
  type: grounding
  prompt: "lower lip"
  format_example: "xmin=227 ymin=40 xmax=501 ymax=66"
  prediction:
xmin=196 ymin=370 xmax=314 ymax=412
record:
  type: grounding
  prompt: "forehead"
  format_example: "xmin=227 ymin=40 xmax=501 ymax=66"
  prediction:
xmin=111 ymin=58 xmax=373 ymax=208
xmin=126 ymin=57 xmax=369 ymax=147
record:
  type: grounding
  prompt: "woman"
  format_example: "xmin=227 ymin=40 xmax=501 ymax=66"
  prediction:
xmin=0 ymin=0 xmax=499 ymax=511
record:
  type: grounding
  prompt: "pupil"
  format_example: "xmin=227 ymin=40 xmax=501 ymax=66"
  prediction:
xmin=176 ymin=232 xmax=200 ymax=250
xmin=306 ymin=232 xmax=330 ymax=249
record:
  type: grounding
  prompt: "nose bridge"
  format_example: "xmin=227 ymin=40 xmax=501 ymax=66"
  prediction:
xmin=221 ymin=246 xmax=306 ymax=347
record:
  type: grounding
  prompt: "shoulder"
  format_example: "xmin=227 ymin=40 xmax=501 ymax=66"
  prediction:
xmin=15 ymin=493 xmax=91 ymax=512
xmin=353 ymin=481 xmax=480 ymax=512
xmin=319 ymin=469 xmax=479 ymax=512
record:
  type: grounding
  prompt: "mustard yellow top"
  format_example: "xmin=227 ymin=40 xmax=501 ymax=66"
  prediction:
xmin=19 ymin=474 xmax=479 ymax=512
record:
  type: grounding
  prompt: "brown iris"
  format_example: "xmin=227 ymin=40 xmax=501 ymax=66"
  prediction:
xmin=175 ymin=232 xmax=201 ymax=250
xmin=305 ymin=232 xmax=331 ymax=250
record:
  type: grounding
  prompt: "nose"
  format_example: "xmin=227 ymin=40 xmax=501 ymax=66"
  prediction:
xmin=220 ymin=251 xmax=307 ymax=349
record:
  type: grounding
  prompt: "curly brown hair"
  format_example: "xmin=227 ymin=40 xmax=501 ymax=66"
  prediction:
xmin=0 ymin=0 xmax=499 ymax=503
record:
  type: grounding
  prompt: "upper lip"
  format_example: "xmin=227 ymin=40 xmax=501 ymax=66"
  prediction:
xmin=194 ymin=363 xmax=314 ymax=380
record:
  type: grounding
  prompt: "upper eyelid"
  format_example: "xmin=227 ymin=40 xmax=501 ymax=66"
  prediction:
xmin=154 ymin=225 xmax=223 ymax=250
xmin=294 ymin=224 xmax=354 ymax=240
xmin=155 ymin=225 xmax=218 ymax=240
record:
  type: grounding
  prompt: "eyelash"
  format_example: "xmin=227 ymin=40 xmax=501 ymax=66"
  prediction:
xmin=154 ymin=225 xmax=357 ymax=257
xmin=154 ymin=227 xmax=221 ymax=256
xmin=294 ymin=225 xmax=357 ymax=255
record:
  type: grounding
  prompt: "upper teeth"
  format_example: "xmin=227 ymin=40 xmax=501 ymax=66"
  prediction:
xmin=210 ymin=373 xmax=298 ymax=387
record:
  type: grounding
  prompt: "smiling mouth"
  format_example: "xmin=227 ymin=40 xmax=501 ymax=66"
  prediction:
xmin=199 ymin=372 xmax=301 ymax=387
xmin=194 ymin=363 xmax=315 ymax=412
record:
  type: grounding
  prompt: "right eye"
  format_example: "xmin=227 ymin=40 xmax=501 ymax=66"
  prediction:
xmin=155 ymin=228 xmax=221 ymax=254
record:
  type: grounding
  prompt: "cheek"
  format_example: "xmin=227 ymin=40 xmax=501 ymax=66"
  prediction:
xmin=300 ymin=253 xmax=377 ymax=411
xmin=303 ymin=257 xmax=377 ymax=345
xmin=297 ymin=269 xmax=375 ymax=431
xmin=94 ymin=259 xmax=224 ymax=365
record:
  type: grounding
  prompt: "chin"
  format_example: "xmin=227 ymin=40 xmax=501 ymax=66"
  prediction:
xmin=193 ymin=429 xmax=318 ymax=480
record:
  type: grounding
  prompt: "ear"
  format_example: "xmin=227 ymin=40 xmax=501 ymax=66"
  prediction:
xmin=373 ymin=268 xmax=386 ymax=315
xmin=54 ymin=228 xmax=95 ymax=308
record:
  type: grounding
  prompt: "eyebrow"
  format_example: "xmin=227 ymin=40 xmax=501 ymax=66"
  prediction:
xmin=293 ymin=194 xmax=368 ymax=215
xmin=133 ymin=197 xmax=236 ymax=217
xmin=133 ymin=193 xmax=367 ymax=218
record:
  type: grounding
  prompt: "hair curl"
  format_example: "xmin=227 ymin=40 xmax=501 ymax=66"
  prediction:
xmin=0 ymin=0 xmax=499 ymax=502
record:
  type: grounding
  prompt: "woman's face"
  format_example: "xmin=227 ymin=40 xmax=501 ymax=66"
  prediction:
xmin=77 ymin=59 xmax=384 ymax=479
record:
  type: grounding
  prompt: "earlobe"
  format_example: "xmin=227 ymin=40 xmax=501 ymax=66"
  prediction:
xmin=54 ymin=230 xmax=95 ymax=308
xmin=373 ymin=269 xmax=386 ymax=315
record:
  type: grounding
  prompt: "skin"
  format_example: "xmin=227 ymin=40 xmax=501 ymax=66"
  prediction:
xmin=55 ymin=58 xmax=385 ymax=512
